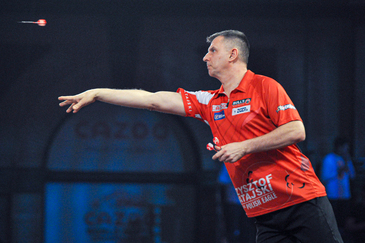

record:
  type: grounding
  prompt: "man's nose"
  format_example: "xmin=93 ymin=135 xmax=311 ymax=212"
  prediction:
xmin=203 ymin=53 xmax=208 ymax=62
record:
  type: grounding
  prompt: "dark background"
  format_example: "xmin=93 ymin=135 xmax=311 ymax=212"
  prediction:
xmin=1 ymin=0 xmax=365 ymax=242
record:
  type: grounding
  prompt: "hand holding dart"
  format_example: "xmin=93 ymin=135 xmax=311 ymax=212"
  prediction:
xmin=206 ymin=137 xmax=221 ymax=152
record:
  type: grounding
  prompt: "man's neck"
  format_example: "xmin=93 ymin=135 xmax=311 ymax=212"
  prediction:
xmin=220 ymin=67 xmax=247 ymax=97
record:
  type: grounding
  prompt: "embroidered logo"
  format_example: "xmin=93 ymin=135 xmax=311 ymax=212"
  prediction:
xmin=232 ymin=105 xmax=251 ymax=116
xmin=214 ymin=110 xmax=226 ymax=120
xmin=212 ymin=103 xmax=228 ymax=112
xmin=232 ymin=98 xmax=251 ymax=106
xmin=276 ymin=104 xmax=296 ymax=113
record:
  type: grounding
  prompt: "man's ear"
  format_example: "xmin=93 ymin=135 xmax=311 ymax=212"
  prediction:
xmin=229 ymin=48 xmax=239 ymax=61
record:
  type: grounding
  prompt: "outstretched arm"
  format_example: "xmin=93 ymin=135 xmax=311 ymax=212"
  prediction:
xmin=213 ymin=120 xmax=305 ymax=163
xmin=58 ymin=88 xmax=186 ymax=116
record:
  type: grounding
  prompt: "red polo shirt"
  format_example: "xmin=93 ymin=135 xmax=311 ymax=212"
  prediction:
xmin=177 ymin=70 xmax=326 ymax=217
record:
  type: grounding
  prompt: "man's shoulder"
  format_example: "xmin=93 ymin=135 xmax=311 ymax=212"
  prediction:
xmin=251 ymin=73 xmax=280 ymax=87
xmin=244 ymin=71 xmax=280 ymax=92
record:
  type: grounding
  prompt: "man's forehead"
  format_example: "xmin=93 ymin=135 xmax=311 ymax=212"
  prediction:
xmin=208 ymin=36 xmax=224 ymax=49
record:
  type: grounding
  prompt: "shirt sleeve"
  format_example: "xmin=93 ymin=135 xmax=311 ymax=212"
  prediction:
xmin=176 ymin=88 xmax=214 ymax=123
xmin=263 ymin=78 xmax=302 ymax=127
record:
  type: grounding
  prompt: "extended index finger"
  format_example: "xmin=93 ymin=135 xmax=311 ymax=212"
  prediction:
xmin=58 ymin=95 xmax=79 ymax=105
xmin=58 ymin=95 xmax=76 ymax=101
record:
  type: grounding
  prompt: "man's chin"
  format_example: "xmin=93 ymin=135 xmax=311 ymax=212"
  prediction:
xmin=207 ymin=70 xmax=215 ymax=77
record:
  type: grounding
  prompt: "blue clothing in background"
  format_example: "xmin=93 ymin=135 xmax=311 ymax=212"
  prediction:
xmin=321 ymin=153 xmax=356 ymax=199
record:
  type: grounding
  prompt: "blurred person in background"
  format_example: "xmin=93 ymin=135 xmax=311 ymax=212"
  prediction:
xmin=321 ymin=136 xmax=356 ymax=231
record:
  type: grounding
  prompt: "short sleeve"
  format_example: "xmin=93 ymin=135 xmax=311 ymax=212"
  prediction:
xmin=264 ymin=79 xmax=302 ymax=127
xmin=177 ymin=88 xmax=215 ymax=123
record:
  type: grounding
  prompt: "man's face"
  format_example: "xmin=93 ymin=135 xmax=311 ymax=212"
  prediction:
xmin=203 ymin=36 xmax=231 ymax=78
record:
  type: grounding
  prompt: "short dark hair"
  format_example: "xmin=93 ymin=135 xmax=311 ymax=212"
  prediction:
xmin=206 ymin=30 xmax=250 ymax=63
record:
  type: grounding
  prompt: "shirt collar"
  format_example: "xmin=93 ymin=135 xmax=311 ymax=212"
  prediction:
xmin=217 ymin=70 xmax=254 ymax=95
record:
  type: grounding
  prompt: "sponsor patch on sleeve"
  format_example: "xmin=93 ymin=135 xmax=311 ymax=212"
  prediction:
xmin=276 ymin=104 xmax=296 ymax=113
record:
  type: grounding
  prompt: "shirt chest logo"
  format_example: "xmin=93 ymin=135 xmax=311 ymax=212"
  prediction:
xmin=232 ymin=105 xmax=251 ymax=116
xmin=212 ymin=103 xmax=228 ymax=112
xmin=214 ymin=110 xmax=226 ymax=120
xmin=232 ymin=98 xmax=251 ymax=106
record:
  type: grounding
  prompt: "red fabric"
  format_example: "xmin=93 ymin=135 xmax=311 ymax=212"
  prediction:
xmin=178 ymin=70 xmax=326 ymax=217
